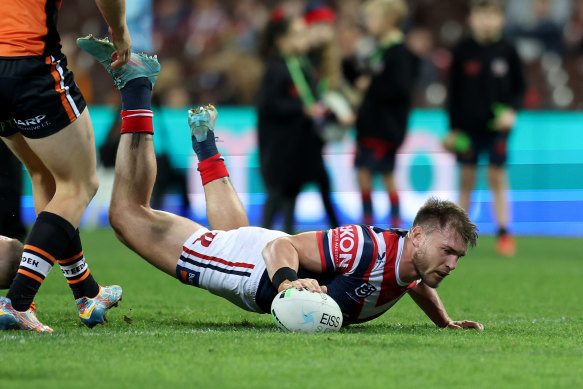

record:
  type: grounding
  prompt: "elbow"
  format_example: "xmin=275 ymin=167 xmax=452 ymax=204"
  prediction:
xmin=262 ymin=237 xmax=282 ymax=264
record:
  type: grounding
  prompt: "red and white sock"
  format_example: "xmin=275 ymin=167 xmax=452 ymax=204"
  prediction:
xmin=121 ymin=109 xmax=154 ymax=134
xmin=197 ymin=153 xmax=230 ymax=185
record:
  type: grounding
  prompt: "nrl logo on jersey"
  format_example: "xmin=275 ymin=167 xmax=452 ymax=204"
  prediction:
xmin=354 ymin=282 xmax=376 ymax=298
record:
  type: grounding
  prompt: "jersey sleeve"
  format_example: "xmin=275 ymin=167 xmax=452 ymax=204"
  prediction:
xmin=317 ymin=225 xmax=364 ymax=274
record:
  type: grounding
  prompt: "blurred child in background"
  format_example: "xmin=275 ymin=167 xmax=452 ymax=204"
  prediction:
xmin=301 ymin=1 xmax=350 ymax=229
xmin=355 ymin=0 xmax=419 ymax=227
xmin=256 ymin=10 xmax=315 ymax=233
xmin=445 ymin=0 xmax=525 ymax=256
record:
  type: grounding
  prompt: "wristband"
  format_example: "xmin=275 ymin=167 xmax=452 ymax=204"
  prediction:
xmin=271 ymin=267 xmax=298 ymax=289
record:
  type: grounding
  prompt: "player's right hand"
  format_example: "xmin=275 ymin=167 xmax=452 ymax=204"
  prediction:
xmin=279 ymin=279 xmax=328 ymax=294
xmin=109 ymin=26 xmax=132 ymax=69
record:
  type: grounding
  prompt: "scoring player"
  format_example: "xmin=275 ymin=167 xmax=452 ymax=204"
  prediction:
xmin=40 ymin=38 xmax=483 ymax=330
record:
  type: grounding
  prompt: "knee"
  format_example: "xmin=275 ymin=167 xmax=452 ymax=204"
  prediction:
xmin=28 ymin=169 xmax=56 ymax=196
xmin=71 ymin=172 xmax=99 ymax=206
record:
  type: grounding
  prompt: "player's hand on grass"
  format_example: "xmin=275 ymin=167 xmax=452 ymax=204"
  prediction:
xmin=279 ymin=279 xmax=328 ymax=294
xmin=446 ymin=320 xmax=484 ymax=331
xmin=109 ymin=26 xmax=132 ymax=69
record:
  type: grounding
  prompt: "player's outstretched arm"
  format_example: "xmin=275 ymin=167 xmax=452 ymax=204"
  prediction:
xmin=95 ymin=0 xmax=132 ymax=68
xmin=409 ymin=282 xmax=484 ymax=330
xmin=262 ymin=232 xmax=326 ymax=293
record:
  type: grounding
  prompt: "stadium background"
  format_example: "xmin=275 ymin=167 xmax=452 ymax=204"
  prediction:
xmin=17 ymin=0 xmax=583 ymax=237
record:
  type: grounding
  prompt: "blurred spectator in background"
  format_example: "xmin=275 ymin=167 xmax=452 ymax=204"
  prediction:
xmin=444 ymin=0 xmax=525 ymax=257
xmin=256 ymin=10 xmax=312 ymax=233
xmin=51 ymin=0 xmax=583 ymax=109
xmin=0 ymin=126 xmax=26 ymax=241
xmin=354 ymin=0 xmax=420 ymax=227
xmin=128 ymin=0 xmax=154 ymax=53
xmin=506 ymin=0 xmax=564 ymax=56
xmin=300 ymin=1 xmax=345 ymax=229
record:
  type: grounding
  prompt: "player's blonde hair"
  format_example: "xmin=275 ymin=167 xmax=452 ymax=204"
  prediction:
xmin=362 ymin=0 xmax=408 ymax=24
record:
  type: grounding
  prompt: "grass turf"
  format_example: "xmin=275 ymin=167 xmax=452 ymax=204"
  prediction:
xmin=1 ymin=229 xmax=582 ymax=388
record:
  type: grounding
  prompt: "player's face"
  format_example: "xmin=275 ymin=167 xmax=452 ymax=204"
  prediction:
xmin=412 ymin=228 xmax=467 ymax=288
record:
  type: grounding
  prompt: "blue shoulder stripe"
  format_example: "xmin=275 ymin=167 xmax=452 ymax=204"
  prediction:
xmin=352 ymin=226 xmax=375 ymax=277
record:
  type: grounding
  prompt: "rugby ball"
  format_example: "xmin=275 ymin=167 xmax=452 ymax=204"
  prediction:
xmin=271 ymin=288 xmax=343 ymax=333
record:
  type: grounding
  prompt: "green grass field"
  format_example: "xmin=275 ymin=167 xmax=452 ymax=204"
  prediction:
xmin=1 ymin=229 xmax=582 ymax=389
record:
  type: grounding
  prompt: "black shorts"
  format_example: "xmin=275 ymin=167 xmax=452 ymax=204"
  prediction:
xmin=456 ymin=132 xmax=509 ymax=166
xmin=0 ymin=53 xmax=86 ymax=139
xmin=354 ymin=139 xmax=398 ymax=173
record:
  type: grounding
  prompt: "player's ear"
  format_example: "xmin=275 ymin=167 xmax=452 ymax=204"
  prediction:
xmin=410 ymin=226 xmax=424 ymax=248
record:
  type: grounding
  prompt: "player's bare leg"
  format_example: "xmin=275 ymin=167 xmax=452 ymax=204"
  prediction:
xmin=188 ymin=106 xmax=249 ymax=231
xmin=1 ymin=135 xmax=55 ymax=213
xmin=109 ymin=107 xmax=249 ymax=277
xmin=1 ymin=109 xmax=120 ymax=332
xmin=488 ymin=165 xmax=508 ymax=227
xmin=22 ymin=110 xmax=99 ymax=226
xmin=109 ymin=132 xmax=203 ymax=276
xmin=459 ymin=165 xmax=477 ymax=211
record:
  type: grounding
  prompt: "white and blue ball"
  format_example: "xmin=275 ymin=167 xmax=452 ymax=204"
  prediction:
xmin=271 ymin=287 xmax=343 ymax=333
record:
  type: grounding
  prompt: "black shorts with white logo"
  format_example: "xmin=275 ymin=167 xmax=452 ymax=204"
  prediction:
xmin=456 ymin=132 xmax=509 ymax=167
xmin=0 ymin=52 xmax=86 ymax=139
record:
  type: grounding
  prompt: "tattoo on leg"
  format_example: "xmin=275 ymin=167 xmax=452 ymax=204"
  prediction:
xmin=222 ymin=177 xmax=229 ymax=184
xmin=130 ymin=133 xmax=141 ymax=150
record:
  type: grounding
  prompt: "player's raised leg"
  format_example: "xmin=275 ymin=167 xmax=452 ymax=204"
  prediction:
xmin=188 ymin=106 xmax=249 ymax=231
xmin=77 ymin=36 xmax=205 ymax=277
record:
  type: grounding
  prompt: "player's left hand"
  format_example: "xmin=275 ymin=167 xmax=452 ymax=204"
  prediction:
xmin=494 ymin=108 xmax=516 ymax=132
xmin=446 ymin=320 xmax=484 ymax=330
xmin=109 ymin=26 xmax=132 ymax=69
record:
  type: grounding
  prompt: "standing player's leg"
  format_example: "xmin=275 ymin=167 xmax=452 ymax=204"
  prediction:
xmin=0 ymin=51 xmax=127 ymax=331
xmin=1 ymin=134 xmax=55 ymax=215
xmin=488 ymin=134 xmax=515 ymax=256
xmin=2 ymin=111 xmax=122 ymax=330
xmin=488 ymin=165 xmax=508 ymax=228
xmin=459 ymin=165 xmax=477 ymax=212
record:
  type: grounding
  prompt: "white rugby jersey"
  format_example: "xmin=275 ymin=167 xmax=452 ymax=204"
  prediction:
xmin=316 ymin=224 xmax=421 ymax=324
